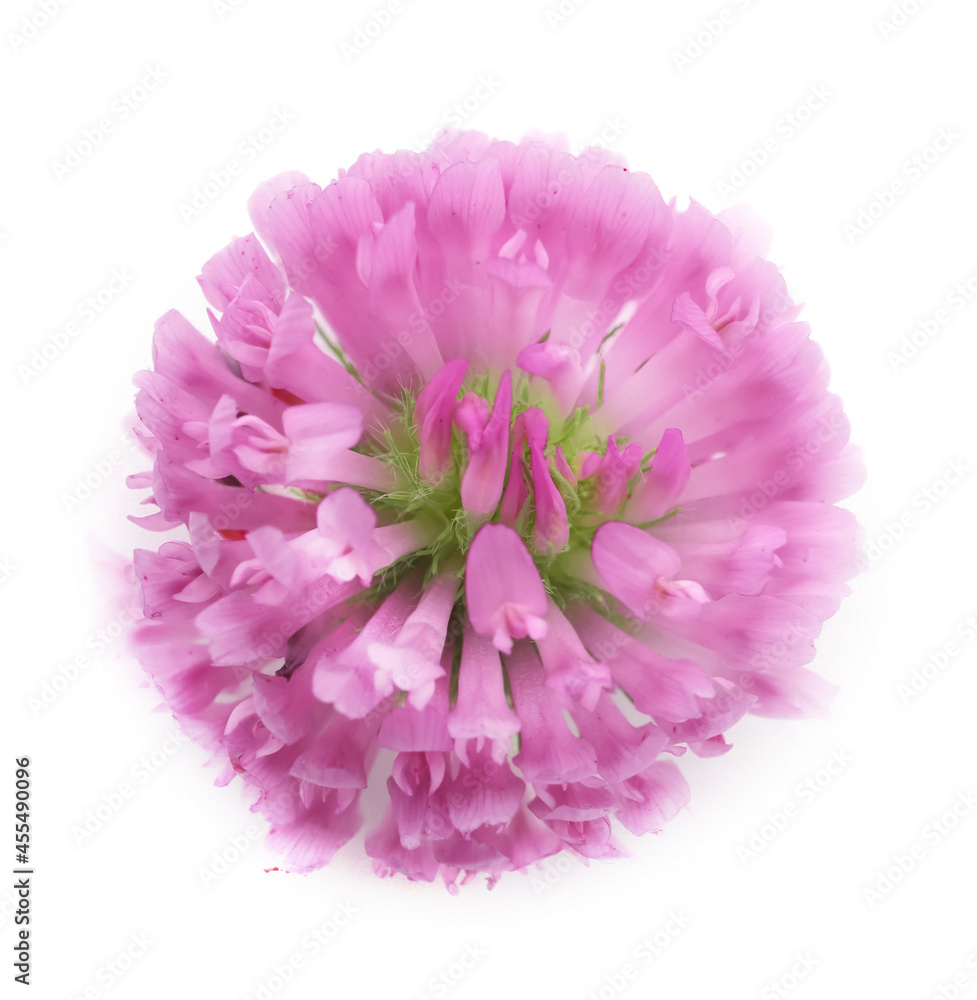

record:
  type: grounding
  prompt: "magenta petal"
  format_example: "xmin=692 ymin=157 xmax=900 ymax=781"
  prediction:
xmin=368 ymin=572 xmax=456 ymax=708
xmin=251 ymin=669 xmax=318 ymax=745
xmin=447 ymin=628 xmax=520 ymax=757
xmin=427 ymin=157 xmax=506 ymax=278
xmin=459 ymin=370 xmax=512 ymax=516
xmin=366 ymin=808 xmax=441 ymax=883
xmin=246 ymin=170 xmax=312 ymax=253
xmin=614 ymin=760 xmax=690 ymax=836
xmin=266 ymin=293 xmax=386 ymax=426
xmin=498 ymin=415 xmax=529 ymax=527
xmin=665 ymin=678 xmax=756 ymax=744
xmin=474 ymin=802 xmax=563 ymax=870
xmin=530 ymin=781 xmax=617 ymax=822
xmin=311 ymin=582 xmax=419 ymax=718
xmin=365 ymin=201 xmax=444 ymax=381
xmin=508 ymin=644 xmax=598 ymax=784
xmin=289 ymin=713 xmax=379 ymax=788
xmin=310 ymin=488 xmax=385 ymax=586
xmin=377 ymin=676 xmax=454 ymax=752
xmin=443 ymin=745 xmax=526 ymax=834
xmin=626 ymin=428 xmax=690 ymax=523
xmin=592 ymin=521 xmax=682 ymax=617
xmin=282 ymin=402 xmax=364 ymax=484
xmin=265 ymin=791 xmax=362 ymax=874
xmin=573 ymin=692 xmax=669 ymax=784
xmin=536 ymin=600 xmax=613 ymax=709
xmin=465 ymin=524 xmax=547 ymax=653
xmin=740 ymin=666 xmax=838 ymax=719
xmin=387 ymin=752 xmax=452 ymax=848
xmin=543 ymin=815 xmax=627 ymax=860
xmin=413 ymin=359 xmax=468 ymax=481
xmin=672 ymin=524 xmax=788 ymax=598
xmin=670 ymin=291 xmax=725 ymax=350
xmin=135 ymin=642 xmax=236 ymax=715
xmin=570 ymin=604 xmax=715 ymax=724
xmin=687 ymin=735 xmax=731 ymax=757
xmin=517 ymin=340 xmax=586 ymax=414
xmin=563 ymin=163 xmax=663 ymax=307
xmin=522 ymin=408 xmax=569 ymax=553
xmin=589 ymin=436 xmax=643 ymax=514
xmin=197 ymin=233 xmax=285 ymax=312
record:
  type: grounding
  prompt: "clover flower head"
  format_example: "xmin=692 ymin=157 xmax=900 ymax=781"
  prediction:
xmin=127 ymin=129 xmax=862 ymax=890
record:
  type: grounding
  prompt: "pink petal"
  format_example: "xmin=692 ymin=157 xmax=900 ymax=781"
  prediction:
xmin=516 ymin=339 xmax=586 ymax=414
xmin=670 ymin=291 xmax=725 ymax=350
xmin=614 ymin=760 xmax=690 ymax=836
xmin=289 ymin=713 xmax=380 ymax=788
xmin=522 ymin=408 xmax=569 ymax=554
xmin=625 ymin=428 xmax=690 ymax=524
xmin=282 ymin=402 xmax=364 ymax=484
xmin=592 ymin=521 xmax=682 ymax=618
xmin=536 ymin=600 xmax=613 ymax=709
xmin=427 ymin=157 xmax=506 ymax=279
xmin=465 ymin=524 xmax=547 ymax=653
xmin=377 ymin=675 xmax=454 ymax=752
xmin=443 ymin=745 xmax=525 ymax=834
xmin=197 ymin=233 xmax=285 ymax=312
xmin=447 ymin=628 xmax=521 ymax=760
xmin=459 ymin=370 xmax=512 ymax=516
xmin=413 ymin=359 xmax=468 ymax=481
xmin=508 ymin=644 xmax=598 ymax=784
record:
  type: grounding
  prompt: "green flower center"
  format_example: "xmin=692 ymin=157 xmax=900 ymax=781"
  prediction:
xmin=337 ymin=372 xmax=674 ymax=616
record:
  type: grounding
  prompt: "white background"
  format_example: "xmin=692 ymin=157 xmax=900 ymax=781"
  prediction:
xmin=3 ymin=0 xmax=976 ymax=997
